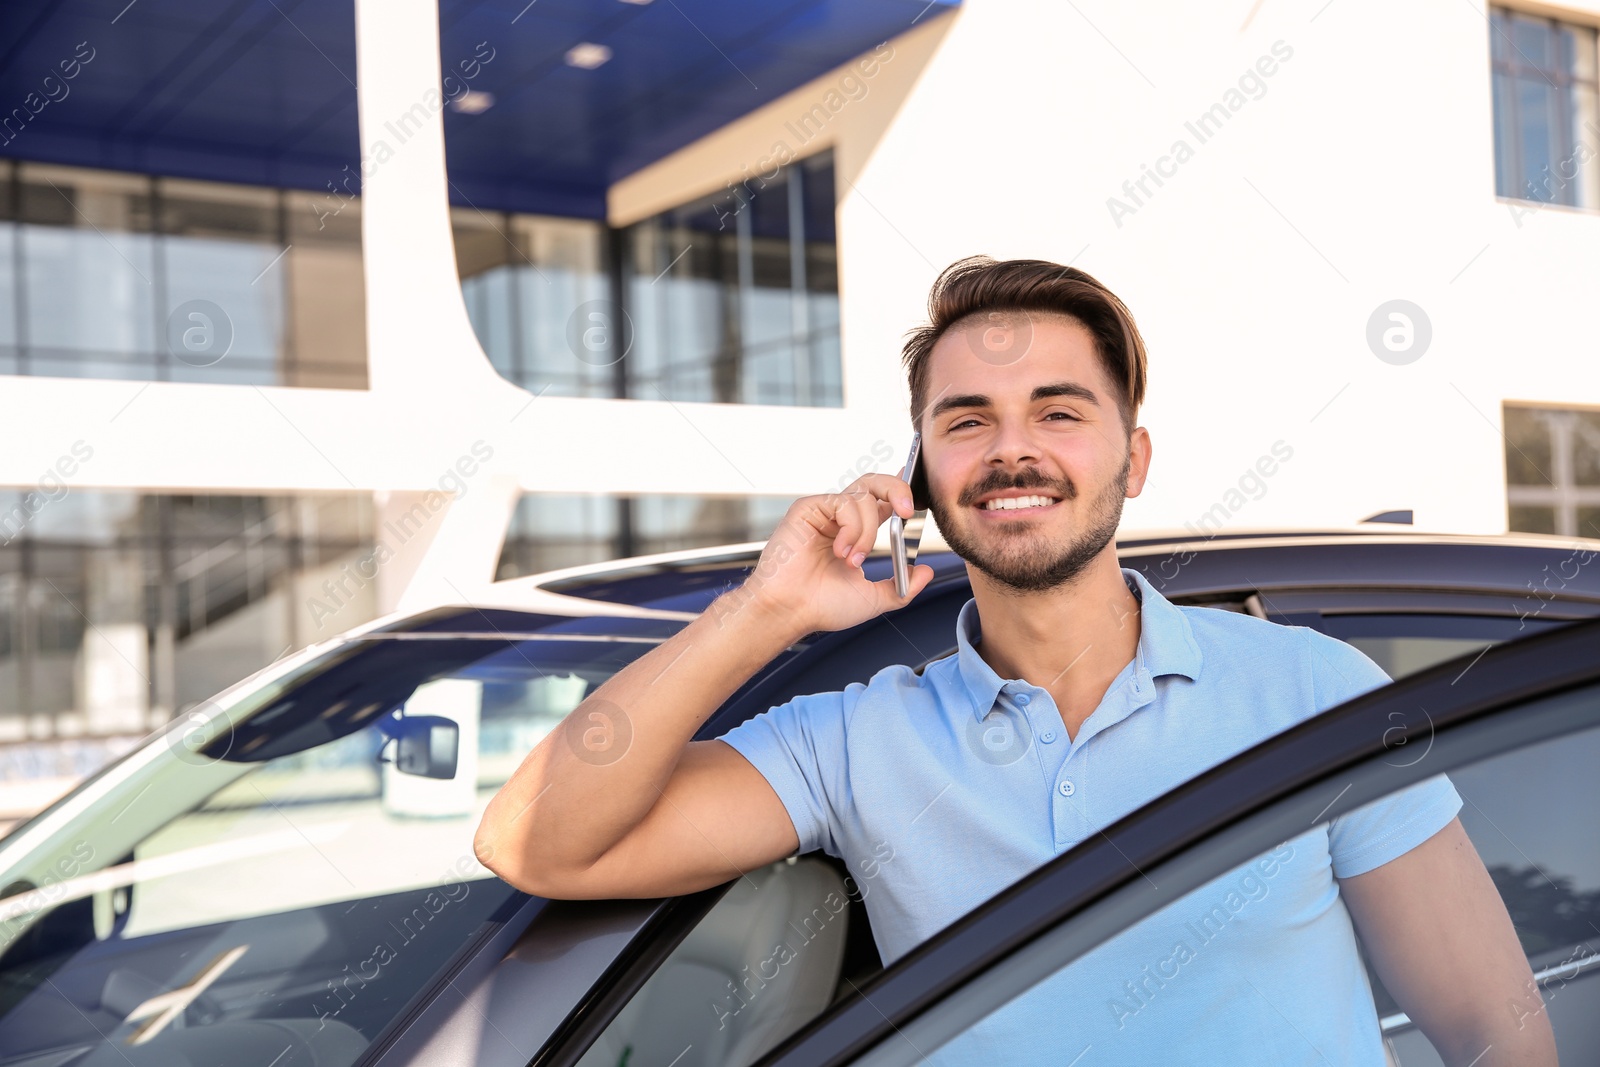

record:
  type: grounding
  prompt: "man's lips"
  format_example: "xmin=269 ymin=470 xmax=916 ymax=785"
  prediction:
xmin=972 ymin=495 xmax=1063 ymax=517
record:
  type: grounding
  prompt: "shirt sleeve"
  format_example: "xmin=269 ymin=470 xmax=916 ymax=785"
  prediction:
xmin=712 ymin=685 xmax=859 ymax=858
xmin=1328 ymin=774 xmax=1463 ymax=878
xmin=1301 ymin=627 xmax=1465 ymax=878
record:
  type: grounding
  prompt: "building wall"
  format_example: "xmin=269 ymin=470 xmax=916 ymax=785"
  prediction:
xmin=617 ymin=0 xmax=1600 ymax=537
xmin=4 ymin=0 xmax=1599 ymax=647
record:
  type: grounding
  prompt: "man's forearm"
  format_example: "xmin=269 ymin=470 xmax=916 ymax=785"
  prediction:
xmin=475 ymin=589 xmax=806 ymax=880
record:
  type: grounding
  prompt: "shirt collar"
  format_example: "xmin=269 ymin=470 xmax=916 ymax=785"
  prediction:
xmin=952 ymin=566 xmax=1204 ymax=722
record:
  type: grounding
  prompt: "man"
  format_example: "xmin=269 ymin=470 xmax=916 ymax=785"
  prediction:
xmin=475 ymin=256 xmax=1554 ymax=1065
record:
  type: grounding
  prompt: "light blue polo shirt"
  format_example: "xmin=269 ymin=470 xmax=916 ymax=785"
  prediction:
xmin=715 ymin=566 xmax=1462 ymax=1064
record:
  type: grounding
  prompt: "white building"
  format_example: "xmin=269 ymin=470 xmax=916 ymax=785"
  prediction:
xmin=1 ymin=0 xmax=1597 ymax=753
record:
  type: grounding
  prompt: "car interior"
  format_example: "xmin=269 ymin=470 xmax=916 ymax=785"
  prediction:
xmin=575 ymin=855 xmax=878 ymax=1067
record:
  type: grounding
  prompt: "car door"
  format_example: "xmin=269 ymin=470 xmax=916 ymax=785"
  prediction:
xmin=743 ymin=614 xmax=1600 ymax=1066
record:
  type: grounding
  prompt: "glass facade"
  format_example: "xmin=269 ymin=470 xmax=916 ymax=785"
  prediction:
xmin=1504 ymin=403 xmax=1600 ymax=536
xmin=628 ymin=150 xmax=841 ymax=406
xmin=0 ymin=161 xmax=367 ymax=387
xmin=494 ymin=494 xmax=793 ymax=581
xmin=455 ymin=209 xmax=613 ymax=397
xmin=0 ymin=491 xmax=375 ymax=741
xmin=1490 ymin=8 xmax=1600 ymax=207
xmin=455 ymin=149 xmax=841 ymax=407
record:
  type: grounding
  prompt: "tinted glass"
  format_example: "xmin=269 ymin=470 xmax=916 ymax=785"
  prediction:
xmin=1316 ymin=613 xmax=1569 ymax=680
xmin=1382 ymin=728 xmax=1600 ymax=1065
xmin=2 ymin=163 xmax=365 ymax=386
xmin=624 ymin=149 xmax=841 ymax=408
xmin=577 ymin=857 xmax=855 ymax=1067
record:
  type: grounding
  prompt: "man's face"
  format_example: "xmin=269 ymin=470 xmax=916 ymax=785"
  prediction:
xmin=919 ymin=310 xmax=1152 ymax=593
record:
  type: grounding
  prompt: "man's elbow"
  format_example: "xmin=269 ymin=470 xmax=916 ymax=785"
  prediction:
xmin=474 ymin=815 xmax=544 ymax=896
xmin=1421 ymin=989 xmax=1558 ymax=1067
xmin=473 ymin=819 xmax=592 ymax=899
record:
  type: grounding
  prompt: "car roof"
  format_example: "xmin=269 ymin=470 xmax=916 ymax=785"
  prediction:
xmin=473 ymin=524 xmax=1600 ymax=617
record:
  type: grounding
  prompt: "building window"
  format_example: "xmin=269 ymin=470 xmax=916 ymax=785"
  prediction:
xmin=0 ymin=491 xmax=375 ymax=741
xmin=0 ymin=161 xmax=367 ymax=387
xmin=1490 ymin=8 xmax=1600 ymax=207
xmin=625 ymin=149 xmax=841 ymax=407
xmin=454 ymin=210 xmax=612 ymax=397
xmin=454 ymin=149 xmax=841 ymax=407
xmin=495 ymin=494 xmax=792 ymax=581
xmin=1504 ymin=404 xmax=1600 ymax=537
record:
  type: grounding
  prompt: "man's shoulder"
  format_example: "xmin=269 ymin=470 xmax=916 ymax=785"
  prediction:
xmin=858 ymin=660 xmax=946 ymax=701
xmin=767 ymin=662 xmax=935 ymax=719
xmin=1174 ymin=601 xmax=1294 ymax=644
xmin=1176 ymin=603 xmax=1391 ymax=700
xmin=837 ymin=659 xmax=960 ymax=723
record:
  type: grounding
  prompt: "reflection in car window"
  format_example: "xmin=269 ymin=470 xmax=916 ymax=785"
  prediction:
xmin=846 ymin=701 xmax=1599 ymax=1066
xmin=1379 ymin=725 xmax=1600 ymax=1065
xmin=0 ymin=616 xmax=679 ymax=1067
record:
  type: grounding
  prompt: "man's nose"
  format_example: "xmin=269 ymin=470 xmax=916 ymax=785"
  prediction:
xmin=984 ymin=424 xmax=1043 ymax=468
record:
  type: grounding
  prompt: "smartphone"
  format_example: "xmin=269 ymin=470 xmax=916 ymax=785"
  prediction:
xmin=889 ymin=432 xmax=930 ymax=599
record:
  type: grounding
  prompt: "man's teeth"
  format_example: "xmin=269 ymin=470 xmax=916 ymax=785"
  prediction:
xmin=981 ymin=495 xmax=1058 ymax=511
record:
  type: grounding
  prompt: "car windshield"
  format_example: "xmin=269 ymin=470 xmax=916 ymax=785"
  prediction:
xmin=0 ymin=611 xmax=681 ymax=1067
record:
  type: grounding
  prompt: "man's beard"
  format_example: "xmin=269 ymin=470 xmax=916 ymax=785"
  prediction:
xmin=930 ymin=451 xmax=1130 ymax=594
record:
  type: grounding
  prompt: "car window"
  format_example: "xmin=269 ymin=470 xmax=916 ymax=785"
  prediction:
xmin=835 ymin=682 xmax=1600 ymax=1067
xmin=1379 ymin=724 xmax=1600 ymax=1065
xmin=576 ymin=856 xmax=856 ymax=1067
xmin=1315 ymin=613 xmax=1566 ymax=681
xmin=0 ymin=617 xmax=681 ymax=1067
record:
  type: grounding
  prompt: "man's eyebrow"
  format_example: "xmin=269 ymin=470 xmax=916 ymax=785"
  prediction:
xmin=928 ymin=381 xmax=1101 ymax=421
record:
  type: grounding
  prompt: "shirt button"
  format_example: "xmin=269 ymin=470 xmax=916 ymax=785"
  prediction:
xmin=1058 ymin=779 xmax=1075 ymax=797
xmin=1014 ymin=693 xmax=1031 ymax=706
xmin=1041 ymin=730 xmax=1057 ymax=744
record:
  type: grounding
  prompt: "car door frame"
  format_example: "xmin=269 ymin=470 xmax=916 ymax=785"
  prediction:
xmin=742 ymin=614 xmax=1600 ymax=1067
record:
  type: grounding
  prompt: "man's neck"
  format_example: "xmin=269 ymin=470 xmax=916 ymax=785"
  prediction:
xmin=969 ymin=548 xmax=1142 ymax=742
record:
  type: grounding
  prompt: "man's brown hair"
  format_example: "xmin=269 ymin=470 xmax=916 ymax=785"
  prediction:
xmin=901 ymin=255 xmax=1149 ymax=437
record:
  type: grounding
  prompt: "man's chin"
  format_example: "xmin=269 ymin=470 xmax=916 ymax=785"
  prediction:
xmin=944 ymin=528 xmax=1075 ymax=590
xmin=969 ymin=553 xmax=1090 ymax=593
xmin=934 ymin=505 xmax=1123 ymax=592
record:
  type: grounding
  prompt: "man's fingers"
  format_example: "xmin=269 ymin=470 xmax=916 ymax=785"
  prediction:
xmin=844 ymin=472 xmax=915 ymax=519
xmin=819 ymin=476 xmax=914 ymax=568
xmin=825 ymin=491 xmax=861 ymax=558
xmin=869 ymin=563 xmax=934 ymax=607
xmin=851 ymin=493 xmax=886 ymax=562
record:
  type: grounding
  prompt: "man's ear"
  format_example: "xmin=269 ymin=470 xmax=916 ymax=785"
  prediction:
xmin=1124 ymin=426 xmax=1153 ymax=499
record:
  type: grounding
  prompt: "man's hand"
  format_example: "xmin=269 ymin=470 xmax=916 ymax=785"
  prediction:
xmin=723 ymin=472 xmax=937 ymax=636
xmin=1339 ymin=817 xmax=1558 ymax=1066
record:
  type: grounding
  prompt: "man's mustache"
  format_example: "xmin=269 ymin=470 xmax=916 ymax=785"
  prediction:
xmin=956 ymin=470 xmax=1078 ymax=506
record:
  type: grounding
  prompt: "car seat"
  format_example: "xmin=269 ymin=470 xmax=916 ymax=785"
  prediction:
xmin=576 ymin=856 xmax=850 ymax=1067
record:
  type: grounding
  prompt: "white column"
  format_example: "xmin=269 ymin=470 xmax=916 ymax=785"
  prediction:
xmin=352 ymin=0 xmax=518 ymax=402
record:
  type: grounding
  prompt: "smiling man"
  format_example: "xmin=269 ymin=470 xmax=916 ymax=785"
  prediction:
xmin=476 ymin=256 xmax=1554 ymax=1066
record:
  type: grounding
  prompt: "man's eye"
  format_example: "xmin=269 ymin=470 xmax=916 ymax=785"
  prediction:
xmin=1046 ymin=412 xmax=1082 ymax=422
xmin=950 ymin=418 xmax=980 ymax=430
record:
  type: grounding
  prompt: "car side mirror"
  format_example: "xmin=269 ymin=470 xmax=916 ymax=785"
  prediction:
xmin=378 ymin=712 xmax=459 ymax=780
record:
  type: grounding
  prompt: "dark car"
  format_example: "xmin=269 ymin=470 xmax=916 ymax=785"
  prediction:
xmin=1 ymin=526 xmax=1598 ymax=1067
